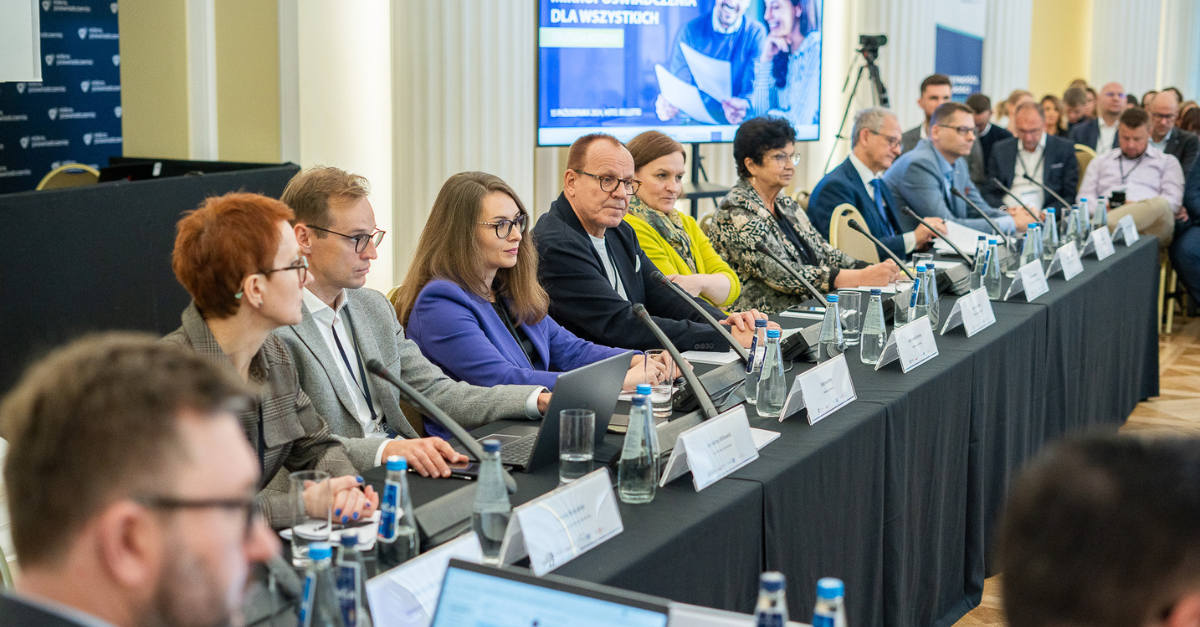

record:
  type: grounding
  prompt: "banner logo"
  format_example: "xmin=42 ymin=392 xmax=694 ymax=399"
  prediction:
xmin=48 ymin=109 xmax=57 ymax=120
xmin=78 ymin=27 xmax=88 ymax=39
xmin=83 ymin=133 xmax=93 ymax=146
xmin=42 ymin=0 xmax=50 ymax=10
xmin=16 ymin=83 xmax=26 ymax=94
xmin=114 ymin=106 xmax=121 ymax=118
xmin=112 ymin=54 xmax=120 ymax=66
xmin=20 ymin=137 xmax=30 ymax=149
xmin=45 ymin=54 xmax=54 ymax=66
xmin=81 ymin=81 xmax=90 ymax=92
xmin=111 ymin=2 xmax=117 ymax=13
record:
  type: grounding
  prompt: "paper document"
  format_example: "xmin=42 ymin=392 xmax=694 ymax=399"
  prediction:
xmin=655 ymin=64 xmax=718 ymax=124
xmin=679 ymin=42 xmax=732 ymax=102
xmin=779 ymin=311 xmax=824 ymax=321
xmin=364 ymin=532 xmax=483 ymax=627
xmin=681 ymin=349 xmax=741 ymax=365
xmin=933 ymin=221 xmax=990 ymax=256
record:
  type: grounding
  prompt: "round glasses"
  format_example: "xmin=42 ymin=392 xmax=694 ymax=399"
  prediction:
xmin=306 ymin=225 xmax=386 ymax=254
xmin=575 ymin=170 xmax=641 ymax=195
xmin=479 ymin=213 xmax=528 ymax=238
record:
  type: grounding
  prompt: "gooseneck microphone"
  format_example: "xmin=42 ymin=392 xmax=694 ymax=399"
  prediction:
xmin=366 ymin=359 xmax=518 ymax=494
xmin=632 ymin=304 xmax=718 ymax=420
xmin=753 ymin=242 xmax=828 ymax=306
xmin=990 ymin=177 xmax=1042 ymax=222
xmin=899 ymin=207 xmax=977 ymax=265
xmin=649 ymin=270 xmax=749 ymax=362
xmin=845 ymin=219 xmax=916 ymax=280
xmin=950 ymin=187 xmax=1014 ymax=247
xmin=1020 ymin=173 xmax=1075 ymax=216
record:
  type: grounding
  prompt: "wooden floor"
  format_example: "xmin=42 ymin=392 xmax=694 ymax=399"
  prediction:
xmin=952 ymin=315 xmax=1200 ymax=627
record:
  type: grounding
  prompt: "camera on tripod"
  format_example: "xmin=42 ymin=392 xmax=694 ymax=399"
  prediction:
xmin=859 ymin=34 xmax=887 ymax=60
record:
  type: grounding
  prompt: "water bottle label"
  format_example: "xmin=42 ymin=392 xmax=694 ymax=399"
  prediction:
xmin=298 ymin=572 xmax=315 ymax=627
xmin=337 ymin=563 xmax=362 ymax=627
xmin=756 ymin=614 xmax=787 ymax=627
xmin=813 ymin=612 xmax=836 ymax=627
xmin=378 ymin=481 xmax=399 ymax=540
xmin=745 ymin=335 xmax=759 ymax=374
xmin=909 ymin=277 xmax=922 ymax=308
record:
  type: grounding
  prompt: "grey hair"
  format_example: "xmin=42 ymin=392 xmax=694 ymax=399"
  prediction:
xmin=1015 ymin=101 xmax=1045 ymax=120
xmin=851 ymin=107 xmax=896 ymax=148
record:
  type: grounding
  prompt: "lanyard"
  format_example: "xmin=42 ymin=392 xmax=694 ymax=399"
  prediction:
xmin=331 ymin=309 xmax=378 ymax=422
xmin=1017 ymin=147 xmax=1045 ymax=179
xmin=1118 ymin=154 xmax=1147 ymax=184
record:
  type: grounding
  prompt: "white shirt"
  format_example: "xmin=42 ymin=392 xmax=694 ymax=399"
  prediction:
xmin=849 ymin=153 xmax=917 ymax=253
xmin=589 ymin=234 xmax=628 ymax=300
xmin=1151 ymin=127 xmax=1173 ymax=152
xmin=1097 ymin=117 xmax=1119 ymax=154
xmin=1009 ymin=133 xmax=1047 ymax=211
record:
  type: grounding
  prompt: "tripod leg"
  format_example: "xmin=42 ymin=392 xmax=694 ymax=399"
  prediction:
xmin=824 ymin=64 xmax=867 ymax=174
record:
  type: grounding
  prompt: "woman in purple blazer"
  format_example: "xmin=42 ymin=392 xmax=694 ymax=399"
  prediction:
xmin=394 ymin=172 xmax=666 ymax=395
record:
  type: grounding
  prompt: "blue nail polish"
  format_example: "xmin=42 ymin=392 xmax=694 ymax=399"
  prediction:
xmin=342 ymin=515 xmax=349 ymax=523
xmin=352 ymin=512 xmax=359 ymax=520
xmin=356 ymin=476 xmax=364 ymax=483
xmin=335 ymin=508 xmax=341 ymax=516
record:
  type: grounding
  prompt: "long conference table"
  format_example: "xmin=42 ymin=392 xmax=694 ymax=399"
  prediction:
xmin=366 ymin=235 xmax=1159 ymax=627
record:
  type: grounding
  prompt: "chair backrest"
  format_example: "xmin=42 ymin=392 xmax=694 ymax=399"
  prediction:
xmin=829 ymin=204 xmax=880 ymax=263
xmin=792 ymin=189 xmax=811 ymax=212
xmin=1074 ymin=144 xmax=1096 ymax=193
xmin=698 ymin=211 xmax=714 ymax=235
xmin=36 ymin=163 xmax=100 ymax=191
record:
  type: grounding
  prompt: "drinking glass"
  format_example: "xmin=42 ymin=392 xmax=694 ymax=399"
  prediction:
xmin=558 ymin=409 xmax=595 ymax=484
xmin=289 ymin=469 xmax=331 ymax=566
xmin=837 ymin=290 xmax=863 ymax=347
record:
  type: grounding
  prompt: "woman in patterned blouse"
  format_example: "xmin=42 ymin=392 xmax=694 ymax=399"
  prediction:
xmin=708 ymin=117 xmax=902 ymax=314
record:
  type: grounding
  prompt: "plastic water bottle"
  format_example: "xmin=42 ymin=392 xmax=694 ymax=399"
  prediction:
xmin=1093 ymin=196 xmax=1108 ymax=230
xmin=969 ymin=235 xmax=988 ymax=290
xmin=817 ymin=293 xmax=844 ymax=363
xmin=743 ymin=318 xmax=768 ymax=404
xmin=376 ymin=456 xmax=419 ymax=571
xmin=336 ymin=534 xmax=373 ymax=627
xmin=1033 ymin=224 xmax=1045 ymax=268
xmin=753 ymin=572 xmax=789 ymax=627
xmin=298 ymin=542 xmax=347 ymax=627
xmin=813 ymin=578 xmax=847 ymax=627
xmin=756 ymin=329 xmax=786 ymax=417
xmin=1019 ymin=226 xmax=1038 ymax=268
xmin=984 ymin=238 xmax=1003 ymax=299
xmin=618 ymin=385 xmax=659 ymax=504
xmin=908 ymin=265 xmax=929 ymax=324
xmin=859 ymin=289 xmax=887 ymax=365
xmin=922 ymin=263 xmax=940 ymax=328
xmin=1075 ymin=200 xmax=1090 ymax=245
xmin=1042 ymin=208 xmax=1060 ymax=261
xmin=472 ymin=440 xmax=511 ymax=565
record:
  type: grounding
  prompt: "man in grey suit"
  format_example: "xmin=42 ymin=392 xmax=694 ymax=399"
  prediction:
xmin=901 ymin=73 xmax=986 ymax=186
xmin=275 ymin=167 xmax=549 ymax=477
xmin=885 ymin=102 xmax=1036 ymax=235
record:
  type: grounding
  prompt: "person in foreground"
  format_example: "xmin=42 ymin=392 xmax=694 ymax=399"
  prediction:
xmin=533 ymin=133 xmax=767 ymax=351
xmin=998 ymin=435 xmax=1200 ymax=627
xmin=397 ymin=171 xmax=666 ymax=395
xmin=276 ymin=166 xmax=546 ymax=475
xmin=624 ymin=130 xmax=742 ymax=309
xmin=164 ymin=192 xmax=377 ymax=528
xmin=0 ymin=334 xmax=278 ymax=627
xmin=708 ymin=116 xmax=901 ymax=314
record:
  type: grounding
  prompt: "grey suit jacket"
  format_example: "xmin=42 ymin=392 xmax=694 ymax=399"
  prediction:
xmin=903 ymin=124 xmax=986 ymax=187
xmin=274 ymin=287 xmax=538 ymax=470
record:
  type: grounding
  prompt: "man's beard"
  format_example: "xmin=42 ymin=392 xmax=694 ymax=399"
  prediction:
xmin=140 ymin=538 xmax=240 ymax=627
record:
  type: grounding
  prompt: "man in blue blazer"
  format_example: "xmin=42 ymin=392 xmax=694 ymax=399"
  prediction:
xmin=1068 ymin=82 xmax=1126 ymax=153
xmin=984 ymin=101 xmax=1078 ymax=211
xmin=810 ymin=107 xmax=945 ymax=260
xmin=884 ymin=102 xmax=1036 ymax=235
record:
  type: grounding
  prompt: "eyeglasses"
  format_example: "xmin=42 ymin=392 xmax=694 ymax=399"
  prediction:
xmin=307 ymin=225 xmax=386 ymax=254
xmin=138 ymin=494 xmax=263 ymax=541
xmin=937 ymin=124 xmax=977 ymax=137
xmin=263 ymin=255 xmax=309 ymax=284
xmin=1151 ymin=112 xmax=1178 ymax=121
xmin=479 ymin=213 xmax=528 ymax=239
xmin=868 ymin=129 xmax=903 ymax=148
xmin=1103 ymin=91 xmax=1126 ymax=99
xmin=767 ymin=151 xmax=801 ymax=166
xmin=575 ymin=170 xmax=641 ymax=195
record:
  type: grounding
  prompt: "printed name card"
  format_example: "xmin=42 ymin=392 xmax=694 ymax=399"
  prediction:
xmin=1112 ymin=214 xmax=1139 ymax=246
xmin=364 ymin=532 xmax=483 ymax=626
xmin=659 ymin=405 xmax=759 ymax=492
xmin=779 ymin=354 xmax=856 ymax=424
xmin=1081 ymin=227 xmax=1116 ymax=260
xmin=874 ymin=316 xmax=939 ymax=372
xmin=940 ymin=288 xmax=996 ymax=337
xmin=1004 ymin=260 xmax=1050 ymax=302
xmin=498 ymin=468 xmax=623 ymax=576
xmin=1045 ymin=241 xmax=1084 ymax=280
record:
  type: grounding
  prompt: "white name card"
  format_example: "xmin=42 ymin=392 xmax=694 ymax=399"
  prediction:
xmin=365 ymin=532 xmax=483 ymax=627
xmin=1081 ymin=227 xmax=1116 ymax=260
xmin=940 ymin=288 xmax=996 ymax=337
xmin=498 ymin=468 xmax=623 ymax=576
xmin=779 ymin=354 xmax=856 ymax=424
xmin=1112 ymin=214 xmax=1139 ymax=246
xmin=1004 ymin=260 xmax=1050 ymax=302
xmin=875 ymin=316 xmax=939 ymax=372
xmin=1045 ymin=241 xmax=1083 ymax=280
xmin=659 ymin=405 xmax=759 ymax=491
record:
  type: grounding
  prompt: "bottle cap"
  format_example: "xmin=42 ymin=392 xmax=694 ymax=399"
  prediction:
xmin=988 ymin=238 xmax=998 ymax=244
xmin=915 ymin=264 xmax=926 ymax=272
xmin=870 ymin=288 xmax=882 ymax=295
xmin=755 ymin=318 xmax=768 ymax=327
xmin=1047 ymin=207 xmax=1056 ymax=213
xmin=827 ymin=294 xmax=838 ymax=303
xmin=766 ymin=329 xmax=781 ymax=338
xmin=636 ymin=383 xmax=653 ymax=395
xmin=817 ymin=577 xmax=844 ymax=598
xmin=482 ymin=439 xmax=501 ymax=453
xmin=386 ymin=455 xmax=407 ymax=471
xmin=759 ymin=571 xmax=786 ymax=592
xmin=977 ymin=235 xmax=986 ymax=240
xmin=308 ymin=542 xmax=332 ymax=561
xmin=341 ymin=533 xmax=359 ymax=548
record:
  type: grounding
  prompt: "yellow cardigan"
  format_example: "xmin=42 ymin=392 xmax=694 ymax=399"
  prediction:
xmin=624 ymin=211 xmax=742 ymax=308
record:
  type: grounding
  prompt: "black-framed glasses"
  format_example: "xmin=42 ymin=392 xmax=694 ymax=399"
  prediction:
xmin=138 ymin=494 xmax=262 ymax=540
xmin=479 ymin=213 xmax=528 ymax=239
xmin=263 ymin=255 xmax=309 ymax=284
xmin=767 ymin=151 xmax=801 ymax=166
xmin=937 ymin=124 xmax=977 ymax=137
xmin=307 ymin=225 xmax=386 ymax=254
xmin=575 ymin=170 xmax=641 ymax=195
xmin=1151 ymin=112 xmax=1177 ymax=121
xmin=868 ymin=129 xmax=903 ymax=148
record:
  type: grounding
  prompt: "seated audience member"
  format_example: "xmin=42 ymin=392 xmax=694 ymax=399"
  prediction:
xmin=998 ymin=435 xmax=1200 ymax=627
xmin=966 ymin=93 xmax=1013 ymax=173
xmin=1086 ymin=86 xmax=1099 ymax=117
xmin=1162 ymin=86 xmax=1185 ymax=104
xmin=0 ymin=334 xmax=278 ymax=627
xmin=1181 ymin=100 xmax=1199 ymax=123
xmin=809 ymin=107 xmax=947 ymax=259
xmin=1070 ymin=82 xmax=1127 ymax=153
xmin=750 ymin=0 xmax=822 ymax=130
xmin=901 ymin=74 xmax=986 ymax=185
xmin=624 ymin=131 xmax=741 ymax=309
xmin=1181 ymin=107 xmax=1200 ymax=135
xmin=276 ymin=166 xmax=546 ymax=476
xmin=1147 ymin=89 xmax=1200 ymax=174
xmin=1142 ymin=89 xmax=1159 ymax=108
xmin=884 ymin=102 xmax=1036 ymax=235
xmin=1126 ymin=94 xmax=1141 ymax=108
xmin=165 ymin=192 xmax=377 ymax=528
xmin=1078 ymin=107 xmax=1184 ymax=246
xmin=1001 ymin=90 xmax=1035 ymax=133
xmin=1062 ymin=86 xmax=1091 ymax=131
xmin=708 ymin=117 xmax=901 ymax=313
xmin=984 ymin=102 xmax=1079 ymax=212
xmin=1041 ymin=94 xmax=1068 ymax=136
xmin=397 ymin=171 xmax=664 ymax=394
xmin=1170 ymin=156 xmax=1200 ymax=310
xmin=533 ymin=133 xmax=766 ymax=352
xmin=1068 ymin=78 xmax=1089 ymax=91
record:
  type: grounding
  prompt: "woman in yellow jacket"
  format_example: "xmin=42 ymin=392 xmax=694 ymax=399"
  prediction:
xmin=623 ymin=131 xmax=742 ymax=309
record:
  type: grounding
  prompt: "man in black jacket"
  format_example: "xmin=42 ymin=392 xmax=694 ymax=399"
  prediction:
xmin=984 ymin=102 xmax=1078 ymax=212
xmin=533 ymin=133 xmax=763 ymax=352
xmin=1147 ymin=90 xmax=1200 ymax=175
xmin=966 ymin=92 xmax=1012 ymax=175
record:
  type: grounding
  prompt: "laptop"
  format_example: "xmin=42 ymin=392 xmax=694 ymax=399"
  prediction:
xmin=454 ymin=351 xmax=633 ymax=472
xmin=430 ymin=559 xmax=670 ymax=627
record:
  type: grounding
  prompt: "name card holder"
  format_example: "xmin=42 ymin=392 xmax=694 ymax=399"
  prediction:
xmin=1045 ymin=241 xmax=1083 ymax=280
xmin=940 ymin=288 xmax=996 ymax=337
xmin=1081 ymin=227 xmax=1116 ymax=260
xmin=779 ymin=354 xmax=856 ymax=425
xmin=658 ymin=405 xmax=762 ymax=492
xmin=498 ymin=468 xmax=623 ymax=576
xmin=874 ymin=316 xmax=939 ymax=372
xmin=1004 ymin=260 xmax=1050 ymax=302
xmin=1112 ymin=214 xmax=1139 ymax=246
xmin=364 ymin=532 xmax=484 ymax=625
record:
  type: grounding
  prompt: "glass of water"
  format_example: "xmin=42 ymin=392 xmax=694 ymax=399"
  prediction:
xmin=912 ymin=253 xmax=933 ymax=277
xmin=837 ymin=290 xmax=862 ymax=346
xmin=650 ymin=384 xmax=673 ymax=419
xmin=289 ymin=469 xmax=331 ymax=567
xmin=558 ymin=409 xmax=595 ymax=484
xmin=894 ymin=279 xmax=914 ymax=325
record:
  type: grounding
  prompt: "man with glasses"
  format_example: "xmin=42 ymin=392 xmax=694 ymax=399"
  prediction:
xmin=901 ymin=74 xmax=987 ymax=187
xmin=1070 ymin=81 xmax=1128 ymax=154
xmin=1147 ymin=90 xmax=1200 ymax=175
xmin=885 ymin=102 xmax=1035 ymax=234
xmin=0 ymin=334 xmax=279 ymax=627
xmin=984 ymin=101 xmax=1078 ymax=213
xmin=276 ymin=166 xmax=548 ymax=475
xmin=810 ymin=107 xmax=947 ymax=259
xmin=534 ymin=133 xmax=765 ymax=351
